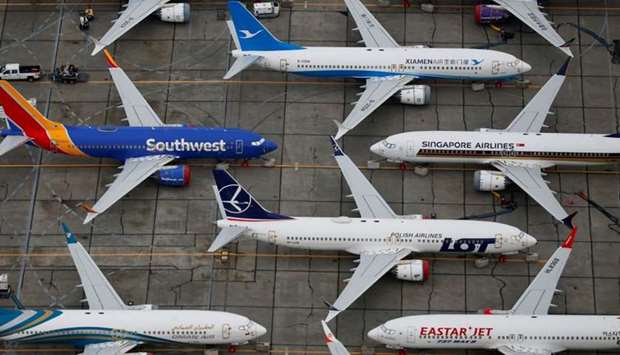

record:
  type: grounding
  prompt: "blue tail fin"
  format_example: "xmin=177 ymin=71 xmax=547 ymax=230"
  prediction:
xmin=212 ymin=168 xmax=292 ymax=220
xmin=227 ymin=1 xmax=303 ymax=51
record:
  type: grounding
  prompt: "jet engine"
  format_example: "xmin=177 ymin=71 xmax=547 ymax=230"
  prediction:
xmin=396 ymin=85 xmax=431 ymax=105
xmin=156 ymin=3 xmax=190 ymax=23
xmin=151 ymin=165 xmax=191 ymax=187
xmin=473 ymin=170 xmax=509 ymax=192
xmin=391 ymin=259 xmax=429 ymax=282
xmin=473 ymin=4 xmax=510 ymax=24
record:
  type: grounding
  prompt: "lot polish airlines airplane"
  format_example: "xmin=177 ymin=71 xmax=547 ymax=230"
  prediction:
xmin=323 ymin=228 xmax=620 ymax=355
xmin=207 ymin=138 xmax=536 ymax=322
xmin=0 ymin=50 xmax=276 ymax=224
xmin=0 ymin=224 xmax=266 ymax=355
xmin=371 ymin=59 xmax=587 ymax=228
xmin=223 ymin=0 xmax=532 ymax=139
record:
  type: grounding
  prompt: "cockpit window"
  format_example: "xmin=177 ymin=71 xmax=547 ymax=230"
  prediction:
xmin=507 ymin=60 xmax=520 ymax=68
xmin=380 ymin=324 xmax=396 ymax=335
xmin=382 ymin=140 xmax=396 ymax=149
xmin=251 ymin=138 xmax=265 ymax=146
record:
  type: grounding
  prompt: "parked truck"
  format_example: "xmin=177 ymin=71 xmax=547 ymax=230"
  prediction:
xmin=0 ymin=64 xmax=42 ymax=81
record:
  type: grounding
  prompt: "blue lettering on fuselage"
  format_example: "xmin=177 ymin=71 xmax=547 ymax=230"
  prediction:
xmin=439 ymin=238 xmax=496 ymax=253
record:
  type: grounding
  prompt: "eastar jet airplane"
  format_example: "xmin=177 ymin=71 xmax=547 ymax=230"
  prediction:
xmin=365 ymin=229 xmax=620 ymax=355
xmin=0 ymin=224 xmax=266 ymax=354
xmin=207 ymin=138 xmax=536 ymax=322
xmin=0 ymin=50 xmax=276 ymax=224
xmin=371 ymin=59 xmax=586 ymax=228
xmin=475 ymin=1 xmax=573 ymax=57
xmin=91 ymin=1 xmax=190 ymax=55
xmin=223 ymin=0 xmax=532 ymax=139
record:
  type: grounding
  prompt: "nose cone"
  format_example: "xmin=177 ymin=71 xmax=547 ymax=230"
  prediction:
xmin=255 ymin=324 xmax=267 ymax=338
xmin=525 ymin=233 xmax=537 ymax=248
xmin=368 ymin=326 xmax=382 ymax=341
xmin=263 ymin=139 xmax=278 ymax=154
xmin=518 ymin=61 xmax=532 ymax=73
xmin=370 ymin=141 xmax=383 ymax=156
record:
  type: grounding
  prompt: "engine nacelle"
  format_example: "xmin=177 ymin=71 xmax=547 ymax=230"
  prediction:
xmin=392 ymin=259 xmax=429 ymax=282
xmin=473 ymin=170 xmax=508 ymax=192
xmin=151 ymin=165 xmax=191 ymax=187
xmin=156 ymin=3 xmax=190 ymax=23
xmin=397 ymin=85 xmax=431 ymax=105
xmin=474 ymin=4 xmax=511 ymax=24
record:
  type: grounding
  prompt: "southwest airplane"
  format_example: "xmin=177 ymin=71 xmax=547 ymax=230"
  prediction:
xmin=0 ymin=224 xmax=266 ymax=355
xmin=223 ymin=0 xmax=532 ymax=139
xmin=0 ymin=50 xmax=277 ymax=224
xmin=371 ymin=59 xmax=585 ymax=228
xmin=475 ymin=1 xmax=573 ymax=57
xmin=207 ymin=138 xmax=537 ymax=322
xmin=91 ymin=1 xmax=190 ymax=55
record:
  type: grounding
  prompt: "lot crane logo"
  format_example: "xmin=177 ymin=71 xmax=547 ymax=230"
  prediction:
xmin=219 ymin=183 xmax=252 ymax=214
xmin=240 ymin=29 xmax=263 ymax=39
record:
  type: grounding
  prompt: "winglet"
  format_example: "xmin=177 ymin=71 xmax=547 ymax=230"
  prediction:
xmin=323 ymin=299 xmax=340 ymax=322
xmin=557 ymin=57 xmax=571 ymax=76
xmin=561 ymin=226 xmax=577 ymax=249
xmin=83 ymin=212 xmax=98 ymax=225
xmin=90 ymin=37 xmax=106 ymax=56
xmin=560 ymin=39 xmax=575 ymax=58
xmin=61 ymin=223 xmax=77 ymax=244
xmin=329 ymin=136 xmax=344 ymax=157
xmin=562 ymin=211 xmax=577 ymax=229
xmin=103 ymin=49 xmax=119 ymax=69
xmin=332 ymin=120 xmax=348 ymax=140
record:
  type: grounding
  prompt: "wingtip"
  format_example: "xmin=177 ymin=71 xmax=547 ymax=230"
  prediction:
xmin=562 ymin=211 xmax=577 ymax=229
xmin=557 ymin=57 xmax=571 ymax=76
xmin=321 ymin=321 xmax=334 ymax=343
xmin=61 ymin=223 xmax=77 ymax=244
xmin=103 ymin=49 xmax=119 ymax=68
xmin=332 ymin=120 xmax=347 ymax=140
xmin=83 ymin=213 xmax=97 ymax=225
xmin=329 ymin=136 xmax=344 ymax=157
xmin=561 ymin=226 xmax=578 ymax=249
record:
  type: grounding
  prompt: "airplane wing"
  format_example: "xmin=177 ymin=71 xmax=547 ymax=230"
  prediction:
xmin=492 ymin=160 xmax=574 ymax=228
xmin=497 ymin=345 xmax=555 ymax=355
xmin=103 ymin=50 xmax=165 ymax=127
xmin=504 ymin=59 xmax=568 ymax=133
xmin=330 ymin=137 xmax=396 ymax=219
xmin=343 ymin=0 xmax=399 ymax=48
xmin=84 ymin=155 xmax=177 ymax=224
xmin=492 ymin=0 xmax=573 ymax=57
xmin=509 ymin=228 xmax=576 ymax=315
xmin=81 ymin=340 xmax=142 ymax=355
xmin=335 ymin=75 xmax=413 ymax=139
xmin=62 ymin=223 xmax=128 ymax=310
xmin=92 ymin=0 xmax=171 ymax=55
xmin=321 ymin=321 xmax=350 ymax=355
xmin=325 ymin=248 xmax=411 ymax=322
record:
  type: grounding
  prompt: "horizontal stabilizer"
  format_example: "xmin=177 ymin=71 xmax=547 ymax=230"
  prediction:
xmin=208 ymin=226 xmax=248 ymax=252
xmin=223 ymin=55 xmax=261 ymax=80
xmin=0 ymin=135 xmax=30 ymax=156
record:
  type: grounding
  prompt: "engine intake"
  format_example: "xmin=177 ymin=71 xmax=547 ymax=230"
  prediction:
xmin=392 ymin=259 xmax=429 ymax=282
xmin=397 ymin=85 xmax=431 ymax=105
xmin=151 ymin=165 xmax=191 ymax=187
xmin=473 ymin=170 xmax=508 ymax=192
xmin=156 ymin=3 xmax=190 ymax=23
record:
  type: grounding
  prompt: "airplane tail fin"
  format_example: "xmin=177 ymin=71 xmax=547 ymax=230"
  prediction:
xmin=227 ymin=1 xmax=303 ymax=52
xmin=212 ymin=168 xmax=292 ymax=221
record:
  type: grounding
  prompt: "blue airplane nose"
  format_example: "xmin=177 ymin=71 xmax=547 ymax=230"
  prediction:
xmin=263 ymin=139 xmax=278 ymax=153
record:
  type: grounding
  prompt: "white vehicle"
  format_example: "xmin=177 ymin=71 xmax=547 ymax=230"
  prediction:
xmin=0 ymin=64 xmax=41 ymax=81
xmin=91 ymin=1 xmax=190 ymax=55
xmin=253 ymin=1 xmax=280 ymax=18
xmin=363 ymin=228 xmax=620 ymax=355
xmin=371 ymin=59 xmax=588 ymax=228
xmin=0 ymin=224 xmax=266 ymax=354
xmin=208 ymin=138 xmax=536 ymax=322
xmin=223 ymin=0 xmax=531 ymax=139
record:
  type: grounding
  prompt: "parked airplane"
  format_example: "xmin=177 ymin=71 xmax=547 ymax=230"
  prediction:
xmin=0 ymin=223 xmax=266 ymax=354
xmin=371 ymin=59 xmax=583 ymax=228
xmin=207 ymin=138 xmax=537 ymax=322
xmin=223 ymin=0 xmax=532 ymax=139
xmin=91 ymin=0 xmax=190 ymax=55
xmin=0 ymin=50 xmax=276 ymax=224
xmin=475 ymin=1 xmax=573 ymax=57
xmin=364 ymin=228 xmax=620 ymax=355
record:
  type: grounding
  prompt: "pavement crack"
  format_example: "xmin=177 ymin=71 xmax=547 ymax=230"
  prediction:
xmin=489 ymin=260 xmax=507 ymax=309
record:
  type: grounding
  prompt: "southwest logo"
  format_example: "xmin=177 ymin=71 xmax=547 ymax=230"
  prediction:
xmin=146 ymin=138 xmax=227 ymax=152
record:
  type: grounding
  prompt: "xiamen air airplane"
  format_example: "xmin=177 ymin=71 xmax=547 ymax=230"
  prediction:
xmin=207 ymin=138 xmax=536 ymax=322
xmin=223 ymin=0 xmax=532 ymax=139
xmin=0 ymin=224 xmax=266 ymax=354
xmin=0 ymin=50 xmax=276 ymax=224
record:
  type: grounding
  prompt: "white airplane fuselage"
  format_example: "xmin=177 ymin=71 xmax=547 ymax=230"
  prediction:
xmin=235 ymin=47 xmax=529 ymax=80
xmin=218 ymin=217 xmax=535 ymax=255
xmin=370 ymin=314 xmax=620 ymax=352
xmin=0 ymin=309 xmax=265 ymax=346
xmin=372 ymin=131 xmax=620 ymax=167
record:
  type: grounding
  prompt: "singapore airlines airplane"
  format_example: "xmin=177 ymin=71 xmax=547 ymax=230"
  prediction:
xmin=223 ymin=0 xmax=532 ymax=139
xmin=207 ymin=138 xmax=537 ymax=322
xmin=0 ymin=224 xmax=266 ymax=354
xmin=371 ymin=59 xmax=586 ymax=228
xmin=475 ymin=1 xmax=573 ymax=57
xmin=0 ymin=50 xmax=276 ymax=224
xmin=91 ymin=1 xmax=190 ymax=55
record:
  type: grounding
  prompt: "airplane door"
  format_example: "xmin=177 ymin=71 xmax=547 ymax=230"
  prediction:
xmin=407 ymin=327 xmax=416 ymax=344
xmin=235 ymin=139 xmax=243 ymax=154
xmin=492 ymin=60 xmax=500 ymax=75
xmin=222 ymin=323 xmax=231 ymax=339
xmin=495 ymin=233 xmax=503 ymax=249
xmin=280 ymin=58 xmax=289 ymax=71
xmin=407 ymin=141 xmax=416 ymax=157
xmin=268 ymin=230 xmax=277 ymax=243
